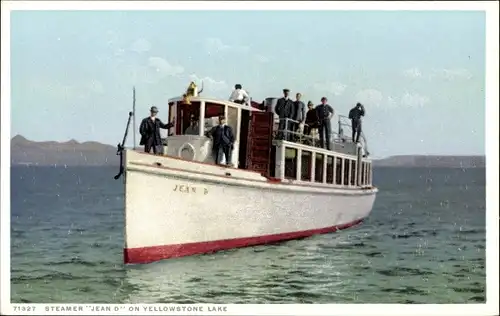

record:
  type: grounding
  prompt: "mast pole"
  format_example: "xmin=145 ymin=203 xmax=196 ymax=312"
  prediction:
xmin=132 ymin=86 xmax=137 ymax=149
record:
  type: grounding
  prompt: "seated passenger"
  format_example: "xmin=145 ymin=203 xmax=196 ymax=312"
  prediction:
xmin=229 ymin=84 xmax=250 ymax=105
xmin=184 ymin=115 xmax=200 ymax=135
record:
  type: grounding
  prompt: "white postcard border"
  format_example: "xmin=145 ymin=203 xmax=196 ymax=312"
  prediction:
xmin=1 ymin=1 xmax=498 ymax=315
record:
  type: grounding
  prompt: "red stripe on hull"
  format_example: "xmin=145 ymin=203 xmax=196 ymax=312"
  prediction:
xmin=124 ymin=218 xmax=364 ymax=264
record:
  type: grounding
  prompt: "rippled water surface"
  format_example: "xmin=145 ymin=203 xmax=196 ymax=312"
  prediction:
xmin=11 ymin=166 xmax=485 ymax=303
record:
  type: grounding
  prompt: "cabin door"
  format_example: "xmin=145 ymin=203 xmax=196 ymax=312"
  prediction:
xmin=245 ymin=111 xmax=274 ymax=176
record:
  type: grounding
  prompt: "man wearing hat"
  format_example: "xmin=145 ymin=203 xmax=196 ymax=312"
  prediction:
xmin=348 ymin=102 xmax=365 ymax=143
xmin=274 ymin=88 xmax=294 ymax=140
xmin=316 ymin=97 xmax=335 ymax=150
xmin=139 ymin=106 xmax=175 ymax=155
xmin=205 ymin=115 xmax=235 ymax=166
xmin=304 ymin=101 xmax=319 ymax=136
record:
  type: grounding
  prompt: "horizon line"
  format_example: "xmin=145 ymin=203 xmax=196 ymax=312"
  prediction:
xmin=10 ymin=134 xmax=486 ymax=158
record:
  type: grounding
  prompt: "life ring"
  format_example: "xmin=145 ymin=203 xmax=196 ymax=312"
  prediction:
xmin=178 ymin=143 xmax=196 ymax=161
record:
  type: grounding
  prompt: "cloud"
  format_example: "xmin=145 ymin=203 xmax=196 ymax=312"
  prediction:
xmin=130 ymin=38 xmax=152 ymax=53
xmin=204 ymin=37 xmax=249 ymax=54
xmin=355 ymin=89 xmax=384 ymax=107
xmin=431 ymin=68 xmax=473 ymax=81
xmin=354 ymin=89 xmax=429 ymax=109
xmin=189 ymin=74 xmax=228 ymax=92
xmin=403 ymin=67 xmax=473 ymax=81
xmin=26 ymin=77 xmax=105 ymax=100
xmin=114 ymin=48 xmax=126 ymax=57
xmin=255 ymin=54 xmax=270 ymax=63
xmin=148 ymin=57 xmax=184 ymax=77
xmin=400 ymin=92 xmax=430 ymax=108
xmin=119 ymin=57 xmax=184 ymax=84
xmin=313 ymin=81 xmax=347 ymax=96
xmin=403 ymin=67 xmax=423 ymax=78
xmin=87 ymin=80 xmax=104 ymax=94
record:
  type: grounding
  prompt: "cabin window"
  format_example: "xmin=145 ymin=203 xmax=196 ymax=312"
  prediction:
xmin=168 ymin=102 xmax=175 ymax=128
xmin=315 ymin=153 xmax=324 ymax=183
xmin=343 ymin=159 xmax=350 ymax=186
xmin=175 ymin=101 xmax=201 ymax=136
xmin=284 ymin=148 xmax=298 ymax=179
xmin=350 ymin=160 xmax=356 ymax=186
xmin=326 ymin=156 xmax=334 ymax=184
xmin=361 ymin=162 xmax=366 ymax=185
xmin=301 ymin=150 xmax=312 ymax=181
xmin=227 ymin=106 xmax=238 ymax=140
xmin=335 ymin=157 xmax=342 ymax=185
xmin=365 ymin=163 xmax=369 ymax=185
xmin=368 ymin=163 xmax=372 ymax=185
xmin=204 ymin=102 xmax=225 ymax=133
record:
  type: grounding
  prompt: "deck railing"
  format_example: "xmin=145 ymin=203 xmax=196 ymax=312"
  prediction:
xmin=273 ymin=117 xmax=370 ymax=155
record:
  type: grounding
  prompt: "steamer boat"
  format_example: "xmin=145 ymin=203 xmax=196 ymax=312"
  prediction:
xmin=115 ymin=85 xmax=377 ymax=264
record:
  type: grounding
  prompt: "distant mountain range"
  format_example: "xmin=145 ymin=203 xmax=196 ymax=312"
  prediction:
xmin=10 ymin=135 xmax=485 ymax=168
xmin=11 ymin=135 xmax=119 ymax=166
xmin=372 ymin=155 xmax=485 ymax=168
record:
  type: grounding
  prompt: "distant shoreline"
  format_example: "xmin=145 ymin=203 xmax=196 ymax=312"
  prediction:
xmin=10 ymin=135 xmax=485 ymax=168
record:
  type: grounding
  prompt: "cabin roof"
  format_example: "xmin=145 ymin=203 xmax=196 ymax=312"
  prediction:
xmin=168 ymin=96 xmax=263 ymax=111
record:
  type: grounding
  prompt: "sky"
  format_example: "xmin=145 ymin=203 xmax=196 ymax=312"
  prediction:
xmin=9 ymin=10 xmax=486 ymax=157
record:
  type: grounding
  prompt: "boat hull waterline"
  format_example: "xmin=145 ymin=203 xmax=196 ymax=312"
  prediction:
xmin=124 ymin=150 xmax=377 ymax=264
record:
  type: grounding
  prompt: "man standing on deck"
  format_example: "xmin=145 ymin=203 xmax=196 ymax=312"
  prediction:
xmin=293 ymin=92 xmax=306 ymax=139
xmin=139 ymin=106 xmax=175 ymax=155
xmin=316 ymin=97 xmax=335 ymax=150
xmin=348 ymin=102 xmax=365 ymax=143
xmin=275 ymin=88 xmax=294 ymax=140
xmin=205 ymin=115 xmax=235 ymax=166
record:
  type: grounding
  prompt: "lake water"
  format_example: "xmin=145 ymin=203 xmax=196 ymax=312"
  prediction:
xmin=10 ymin=166 xmax=485 ymax=303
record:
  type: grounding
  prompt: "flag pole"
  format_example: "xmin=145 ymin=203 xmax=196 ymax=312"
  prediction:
xmin=132 ymin=86 xmax=136 ymax=149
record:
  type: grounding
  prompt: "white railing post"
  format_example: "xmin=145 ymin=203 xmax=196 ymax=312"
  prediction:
xmin=323 ymin=155 xmax=328 ymax=183
xmin=311 ymin=152 xmax=316 ymax=182
xmin=199 ymin=100 xmax=205 ymax=137
xmin=297 ymin=148 xmax=302 ymax=181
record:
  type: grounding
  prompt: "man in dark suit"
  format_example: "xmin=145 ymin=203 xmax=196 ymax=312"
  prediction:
xmin=274 ymin=88 xmax=294 ymax=140
xmin=139 ymin=106 xmax=175 ymax=155
xmin=348 ymin=102 xmax=365 ymax=143
xmin=316 ymin=97 xmax=335 ymax=150
xmin=304 ymin=101 xmax=319 ymax=136
xmin=205 ymin=115 xmax=235 ymax=166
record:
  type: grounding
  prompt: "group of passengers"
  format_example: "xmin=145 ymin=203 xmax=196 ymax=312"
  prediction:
xmin=274 ymin=88 xmax=365 ymax=150
xmin=228 ymin=84 xmax=366 ymax=151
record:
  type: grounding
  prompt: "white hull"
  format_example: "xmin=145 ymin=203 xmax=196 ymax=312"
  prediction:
xmin=123 ymin=150 xmax=377 ymax=264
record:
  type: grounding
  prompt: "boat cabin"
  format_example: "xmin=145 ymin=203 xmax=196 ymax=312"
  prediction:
xmin=166 ymin=96 xmax=373 ymax=188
